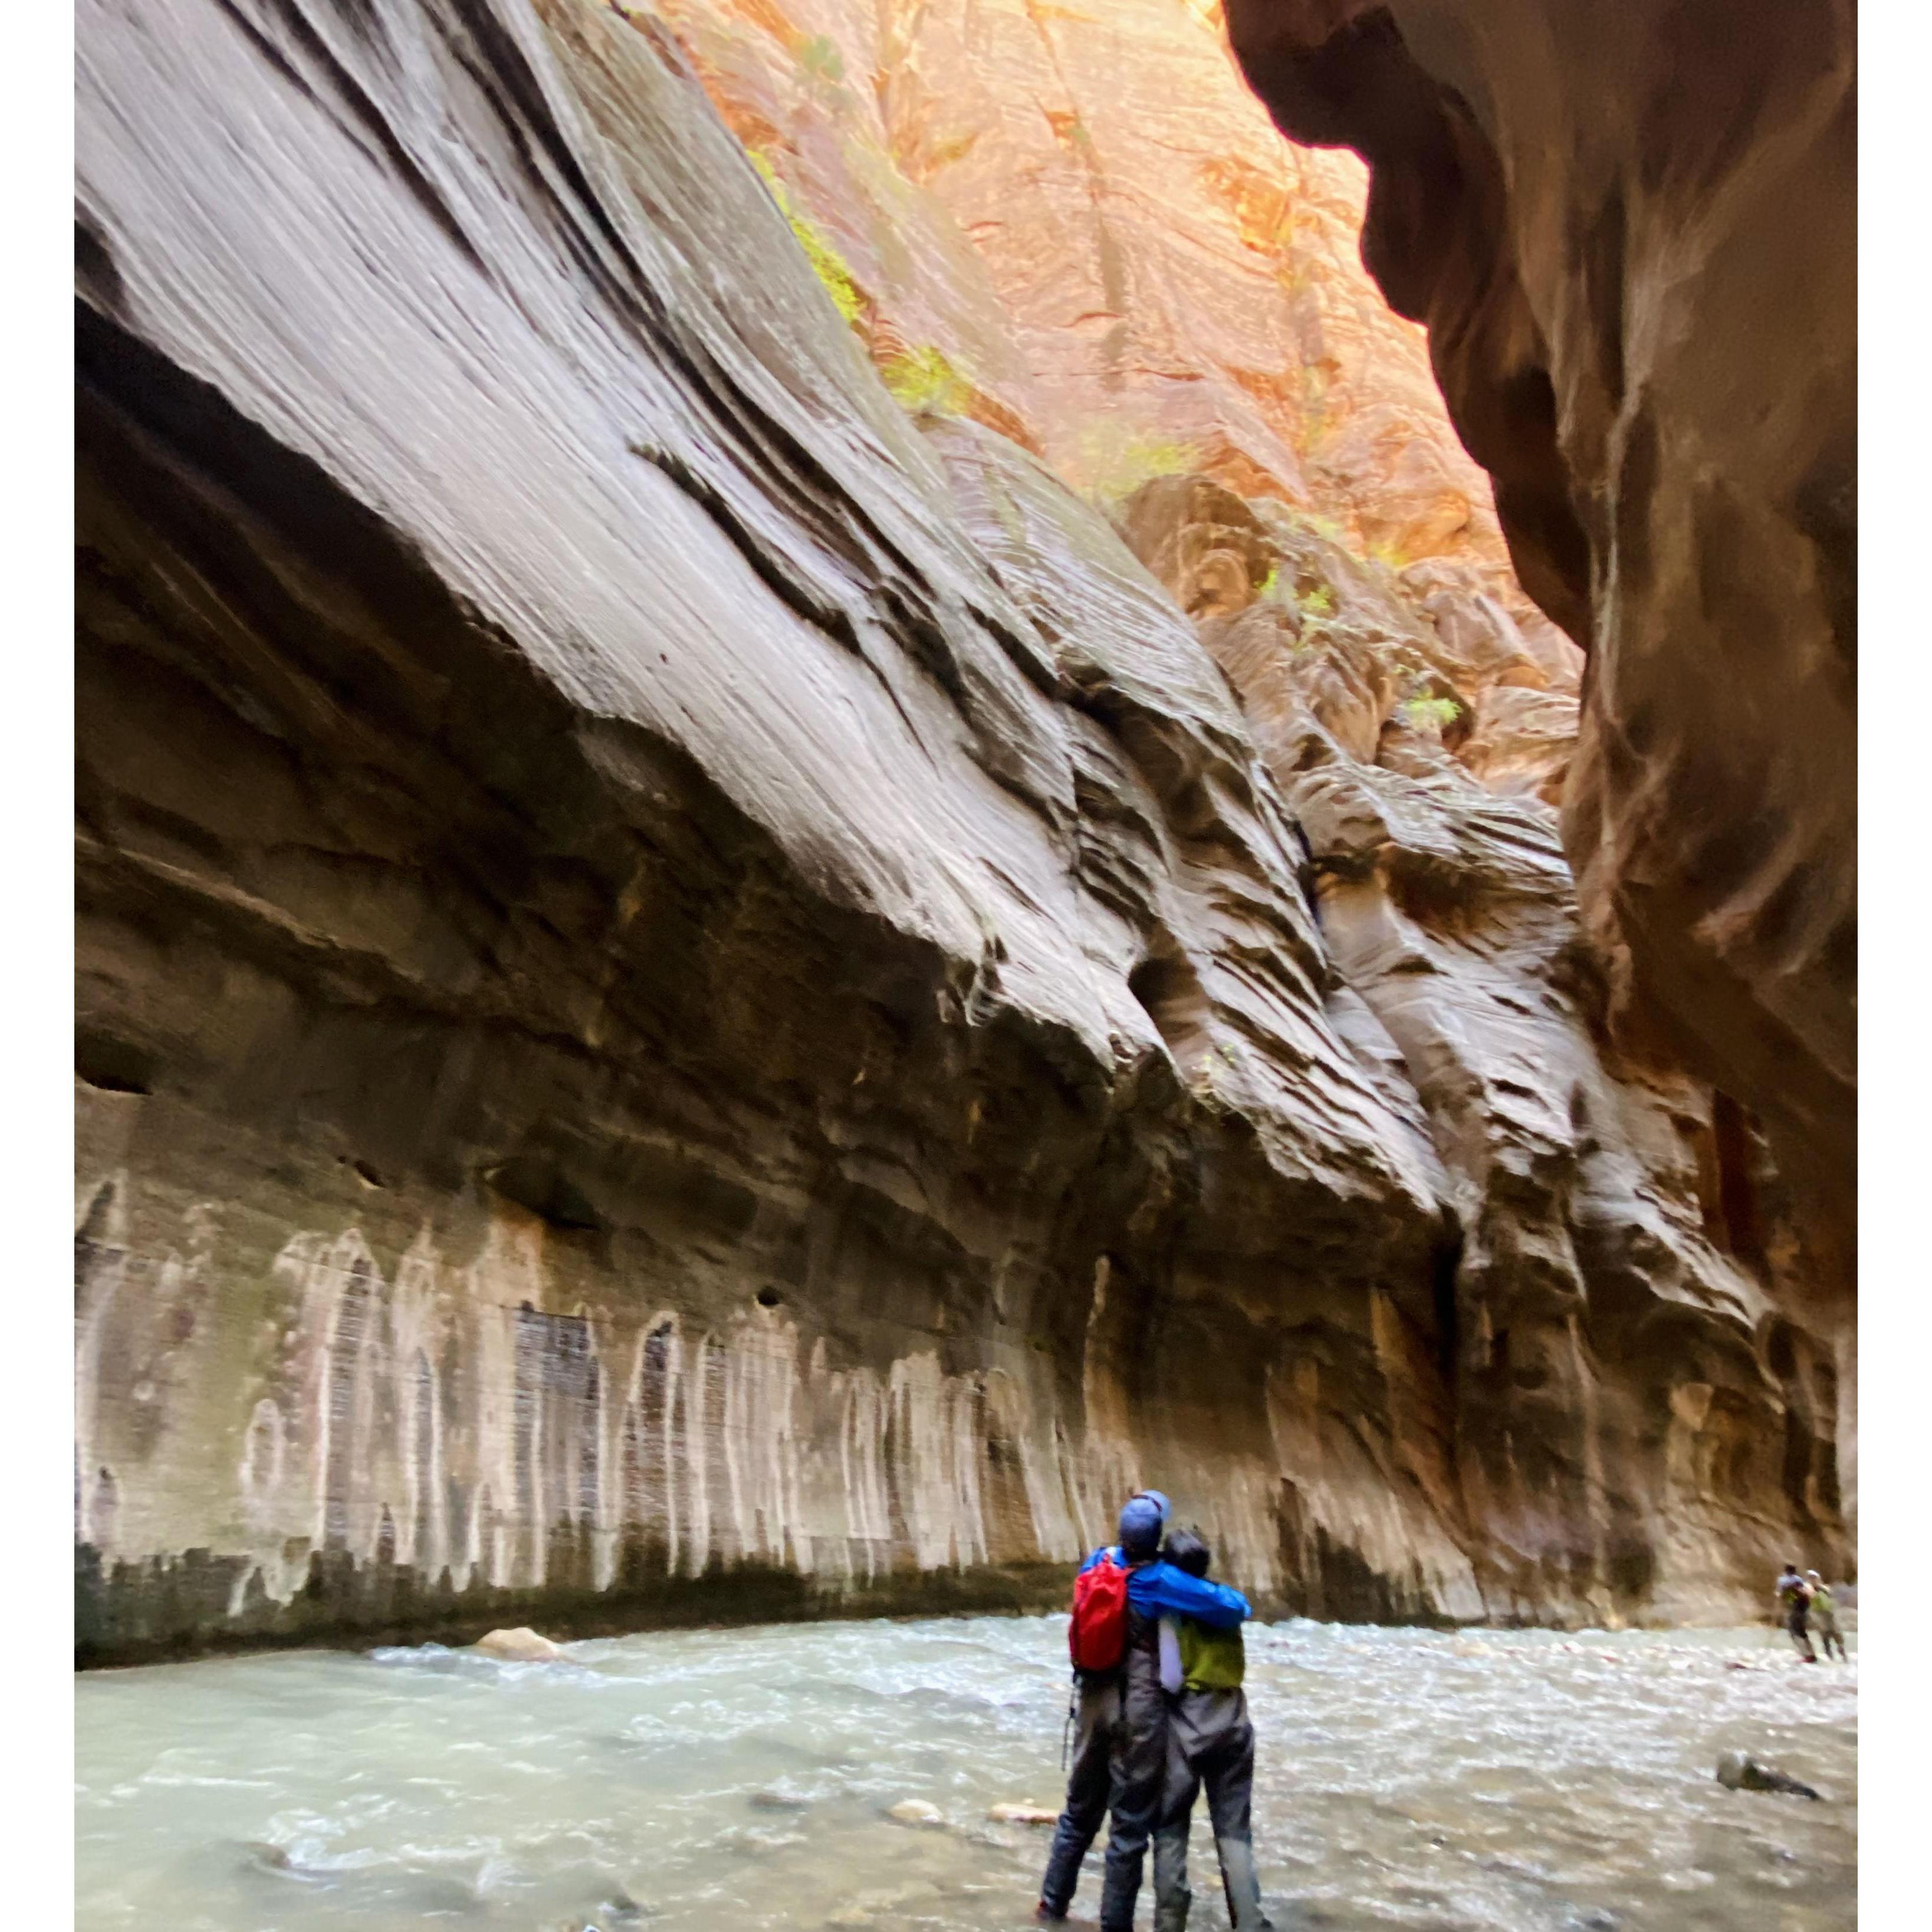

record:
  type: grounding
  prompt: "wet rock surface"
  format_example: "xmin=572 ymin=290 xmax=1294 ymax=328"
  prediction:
xmin=76 ymin=0 xmax=1848 ymax=1659
xmin=1223 ymin=0 xmax=1857 ymax=1299
xmin=1717 ymin=1750 xmax=1823 ymax=1802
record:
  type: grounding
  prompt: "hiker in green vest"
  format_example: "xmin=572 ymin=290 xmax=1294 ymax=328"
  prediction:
xmin=1149 ymin=1527 xmax=1270 ymax=1932
xmin=1805 ymin=1570 xmax=1848 ymax=1660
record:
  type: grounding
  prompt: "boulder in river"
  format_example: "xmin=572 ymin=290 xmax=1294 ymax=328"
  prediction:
xmin=886 ymin=1799 xmax=945 ymax=1828
xmin=988 ymin=1803 xmax=1058 ymax=1825
xmin=1716 ymin=1750 xmax=1822 ymax=1800
xmin=473 ymin=1627 xmax=564 ymax=1663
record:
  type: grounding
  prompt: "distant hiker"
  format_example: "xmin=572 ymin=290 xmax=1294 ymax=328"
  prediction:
xmin=1806 ymin=1571 xmax=1848 ymax=1661
xmin=1037 ymin=1493 xmax=1251 ymax=1930
xmin=1150 ymin=1527 xmax=1270 ymax=1932
xmin=1776 ymin=1562 xmax=1816 ymax=1662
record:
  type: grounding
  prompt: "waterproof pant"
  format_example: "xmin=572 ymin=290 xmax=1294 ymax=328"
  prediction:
xmin=1151 ymin=1688 xmax=1266 ymax=1932
xmin=1039 ymin=1677 xmax=1119 ymax=1918
xmin=1815 ymin=1615 xmax=1848 ymax=1661
xmin=1099 ymin=1657 xmax=1169 ymax=1930
xmin=1038 ymin=1630 xmax=1167 ymax=1928
xmin=1786 ymin=1607 xmax=1816 ymax=1660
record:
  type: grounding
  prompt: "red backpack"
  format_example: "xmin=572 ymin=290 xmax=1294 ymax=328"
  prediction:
xmin=1069 ymin=1549 xmax=1131 ymax=1673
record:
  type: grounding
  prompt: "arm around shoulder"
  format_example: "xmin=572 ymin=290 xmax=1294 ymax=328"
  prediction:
xmin=1136 ymin=1564 xmax=1251 ymax=1628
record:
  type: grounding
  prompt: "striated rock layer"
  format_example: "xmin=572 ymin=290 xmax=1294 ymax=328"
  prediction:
xmin=75 ymin=0 xmax=1847 ymax=1662
xmin=651 ymin=0 xmax=1519 ymax=587
xmin=1115 ymin=477 xmax=1849 ymax=1626
xmin=1223 ymin=0 xmax=1857 ymax=1303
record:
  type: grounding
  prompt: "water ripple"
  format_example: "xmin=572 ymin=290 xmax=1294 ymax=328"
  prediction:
xmin=77 ymin=1618 xmax=1854 ymax=1931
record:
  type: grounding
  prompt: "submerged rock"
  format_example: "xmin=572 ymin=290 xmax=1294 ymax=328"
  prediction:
xmin=826 ymin=1880 xmax=943 ymax=1926
xmin=1716 ymin=1751 xmax=1823 ymax=1801
xmin=988 ymin=1803 xmax=1058 ymax=1825
xmin=474 ymin=1627 xmax=564 ymax=1663
xmin=238 ymin=1841 xmax=324 ymax=1883
xmin=886 ymin=1800 xmax=945 ymax=1828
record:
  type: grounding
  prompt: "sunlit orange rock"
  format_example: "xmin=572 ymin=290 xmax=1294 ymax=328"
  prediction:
xmin=650 ymin=0 xmax=1516 ymax=585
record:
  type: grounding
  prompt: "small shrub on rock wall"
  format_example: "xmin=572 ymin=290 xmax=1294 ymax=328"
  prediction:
xmin=748 ymin=150 xmax=865 ymax=326
xmin=797 ymin=34 xmax=846 ymax=84
xmin=1080 ymin=422 xmax=1200 ymax=503
xmin=1398 ymin=695 xmax=1463 ymax=731
xmin=882 ymin=344 xmax=973 ymax=415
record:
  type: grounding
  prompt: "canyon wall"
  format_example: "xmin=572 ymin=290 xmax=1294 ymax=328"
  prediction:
xmin=75 ymin=0 xmax=1848 ymax=1662
xmin=1223 ymin=0 xmax=1857 ymax=1303
xmin=648 ymin=0 xmax=1510 ymax=583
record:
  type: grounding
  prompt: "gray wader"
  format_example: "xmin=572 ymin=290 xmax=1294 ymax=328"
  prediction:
xmin=1039 ymin=1608 xmax=1166 ymax=1928
xmin=1151 ymin=1686 xmax=1266 ymax=1932
xmin=1786 ymin=1604 xmax=1815 ymax=1660
xmin=1814 ymin=1604 xmax=1847 ymax=1660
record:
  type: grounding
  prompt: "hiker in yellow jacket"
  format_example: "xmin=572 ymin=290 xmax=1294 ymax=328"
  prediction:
xmin=1149 ymin=1527 xmax=1271 ymax=1932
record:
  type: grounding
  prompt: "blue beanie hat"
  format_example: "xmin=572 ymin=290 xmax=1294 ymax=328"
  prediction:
xmin=1119 ymin=1494 xmax=1165 ymax=1558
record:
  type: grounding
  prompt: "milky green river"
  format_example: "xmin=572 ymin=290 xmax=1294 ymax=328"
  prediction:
xmin=74 ymin=1616 xmax=1854 ymax=1931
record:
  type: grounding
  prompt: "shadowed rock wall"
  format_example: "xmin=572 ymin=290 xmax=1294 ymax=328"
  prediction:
xmin=1223 ymin=0 xmax=1857 ymax=1300
xmin=1115 ymin=475 xmax=1851 ymax=1624
xmin=75 ymin=0 xmax=1848 ymax=1661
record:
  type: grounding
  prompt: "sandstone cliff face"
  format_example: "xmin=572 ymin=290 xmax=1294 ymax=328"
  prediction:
xmin=1115 ymin=477 xmax=1848 ymax=1623
xmin=650 ymin=0 xmax=1518 ymax=584
xmin=75 ymin=0 xmax=1847 ymax=1661
xmin=1223 ymin=0 xmax=1857 ymax=1300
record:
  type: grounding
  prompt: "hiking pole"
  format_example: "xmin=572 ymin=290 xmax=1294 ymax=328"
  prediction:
xmin=1062 ymin=1677 xmax=1077 ymax=1772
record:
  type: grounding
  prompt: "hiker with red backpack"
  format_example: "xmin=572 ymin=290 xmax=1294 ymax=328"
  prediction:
xmin=1036 ymin=1491 xmax=1251 ymax=1929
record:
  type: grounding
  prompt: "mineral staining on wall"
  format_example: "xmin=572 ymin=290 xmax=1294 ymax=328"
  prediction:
xmin=75 ymin=0 xmax=1848 ymax=1661
xmin=77 ymin=1211 xmax=1073 ymax=1628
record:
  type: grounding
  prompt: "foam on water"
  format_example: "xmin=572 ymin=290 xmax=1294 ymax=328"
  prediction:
xmin=75 ymin=1616 xmax=1854 ymax=1931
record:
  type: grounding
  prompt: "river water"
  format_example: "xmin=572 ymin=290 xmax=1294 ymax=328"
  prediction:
xmin=75 ymin=1616 xmax=1854 ymax=1932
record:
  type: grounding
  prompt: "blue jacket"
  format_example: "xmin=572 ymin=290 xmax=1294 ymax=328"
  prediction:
xmin=1079 ymin=1546 xmax=1250 ymax=1629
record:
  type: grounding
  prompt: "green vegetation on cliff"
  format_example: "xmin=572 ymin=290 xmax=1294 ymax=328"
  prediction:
xmin=749 ymin=150 xmax=865 ymax=326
